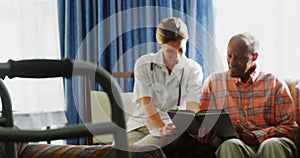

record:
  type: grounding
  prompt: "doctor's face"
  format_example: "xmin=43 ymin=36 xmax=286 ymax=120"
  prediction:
xmin=162 ymin=38 xmax=187 ymax=69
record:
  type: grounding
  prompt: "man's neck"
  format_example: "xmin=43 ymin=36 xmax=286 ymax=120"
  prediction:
xmin=241 ymin=65 xmax=257 ymax=83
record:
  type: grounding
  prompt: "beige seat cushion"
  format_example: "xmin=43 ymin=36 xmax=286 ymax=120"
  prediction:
xmin=90 ymin=91 xmax=136 ymax=144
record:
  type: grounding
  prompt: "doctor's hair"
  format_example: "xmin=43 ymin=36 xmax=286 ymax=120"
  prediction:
xmin=156 ymin=17 xmax=189 ymax=44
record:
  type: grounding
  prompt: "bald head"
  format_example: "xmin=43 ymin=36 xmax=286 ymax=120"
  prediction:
xmin=228 ymin=33 xmax=259 ymax=55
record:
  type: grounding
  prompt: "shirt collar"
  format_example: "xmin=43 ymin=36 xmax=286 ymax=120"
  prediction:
xmin=232 ymin=70 xmax=259 ymax=86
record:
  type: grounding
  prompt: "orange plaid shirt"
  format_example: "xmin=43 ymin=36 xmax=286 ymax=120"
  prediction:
xmin=199 ymin=71 xmax=298 ymax=143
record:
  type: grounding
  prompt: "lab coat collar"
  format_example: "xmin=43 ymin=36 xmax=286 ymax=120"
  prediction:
xmin=152 ymin=49 xmax=165 ymax=66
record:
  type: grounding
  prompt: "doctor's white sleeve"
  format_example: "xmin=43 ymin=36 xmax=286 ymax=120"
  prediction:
xmin=185 ymin=63 xmax=203 ymax=104
xmin=131 ymin=57 xmax=152 ymax=104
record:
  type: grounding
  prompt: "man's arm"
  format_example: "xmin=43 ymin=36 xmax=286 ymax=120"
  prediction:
xmin=252 ymin=80 xmax=298 ymax=143
xmin=199 ymin=77 xmax=217 ymax=110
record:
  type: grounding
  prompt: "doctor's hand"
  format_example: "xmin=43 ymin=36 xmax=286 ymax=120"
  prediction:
xmin=158 ymin=123 xmax=176 ymax=136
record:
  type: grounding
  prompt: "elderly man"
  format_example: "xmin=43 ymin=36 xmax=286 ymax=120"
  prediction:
xmin=198 ymin=33 xmax=299 ymax=158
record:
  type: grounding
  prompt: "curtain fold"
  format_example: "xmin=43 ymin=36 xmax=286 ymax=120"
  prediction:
xmin=58 ymin=0 xmax=217 ymax=145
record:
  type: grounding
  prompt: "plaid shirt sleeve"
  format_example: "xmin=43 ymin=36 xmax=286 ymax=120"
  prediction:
xmin=252 ymin=79 xmax=298 ymax=143
xmin=199 ymin=76 xmax=216 ymax=110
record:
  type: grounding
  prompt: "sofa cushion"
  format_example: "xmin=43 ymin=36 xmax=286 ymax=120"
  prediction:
xmin=90 ymin=91 xmax=136 ymax=144
xmin=18 ymin=144 xmax=165 ymax=158
xmin=19 ymin=144 xmax=114 ymax=158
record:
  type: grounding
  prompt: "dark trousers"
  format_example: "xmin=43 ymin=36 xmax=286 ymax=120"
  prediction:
xmin=162 ymin=134 xmax=216 ymax=158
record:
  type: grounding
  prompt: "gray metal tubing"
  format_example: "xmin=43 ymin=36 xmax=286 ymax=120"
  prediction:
xmin=0 ymin=59 xmax=130 ymax=158
xmin=0 ymin=79 xmax=17 ymax=158
xmin=72 ymin=61 xmax=129 ymax=152
xmin=0 ymin=122 xmax=118 ymax=141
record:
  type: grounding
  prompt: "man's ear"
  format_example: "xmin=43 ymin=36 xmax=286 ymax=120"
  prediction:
xmin=252 ymin=52 xmax=258 ymax=61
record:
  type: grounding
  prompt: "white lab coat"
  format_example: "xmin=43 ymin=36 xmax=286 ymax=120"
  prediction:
xmin=126 ymin=49 xmax=203 ymax=136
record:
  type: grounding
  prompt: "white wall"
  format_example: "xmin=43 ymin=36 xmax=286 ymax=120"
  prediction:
xmin=214 ymin=0 xmax=300 ymax=79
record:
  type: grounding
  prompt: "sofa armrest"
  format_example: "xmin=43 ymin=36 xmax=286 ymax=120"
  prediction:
xmin=285 ymin=79 xmax=300 ymax=124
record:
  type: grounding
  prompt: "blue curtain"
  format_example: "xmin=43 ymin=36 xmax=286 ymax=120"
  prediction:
xmin=58 ymin=0 xmax=219 ymax=145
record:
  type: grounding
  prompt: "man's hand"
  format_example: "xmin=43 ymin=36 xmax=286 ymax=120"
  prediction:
xmin=196 ymin=128 xmax=217 ymax=143
xmin=235 ymin=124 xmax=259 ymax=147
xmin=189 ymin=128 xmax=222 ymax=148
xmin=190 ymin=128 xmax=216 ymax=142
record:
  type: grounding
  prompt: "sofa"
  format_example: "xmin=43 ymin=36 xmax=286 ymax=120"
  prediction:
xmin=90 ymin=79 xmax=300 ymax=141
xmin=15 ymin=79 xmax=300 ymax=158
xmin=18 ymin=80 xmax=300 ymax=158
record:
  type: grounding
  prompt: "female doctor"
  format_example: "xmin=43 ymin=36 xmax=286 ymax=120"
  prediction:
xmin=126 ymin=17 xmax=204 ymax=150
